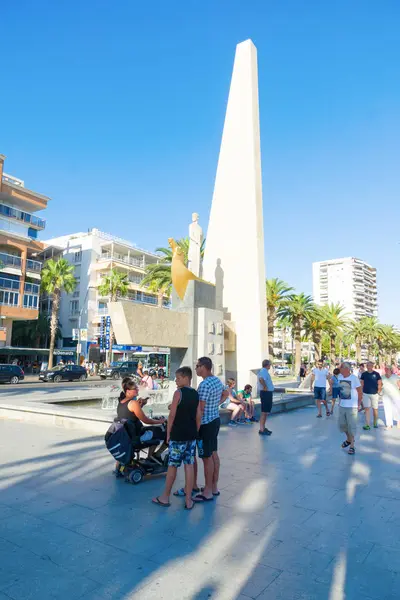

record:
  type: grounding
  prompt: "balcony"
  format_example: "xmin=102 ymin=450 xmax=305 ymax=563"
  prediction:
xmin=0 ymin=290 xmax=19 ymax=306
xmin=0 ymin=252 xmax=22 ymax=269
xmin=23 ymin=293 xmax=39 ymax=309
xmin=24 ymin=282 xmax=40 ymax=294
xmin=0 ymin=202 xmax=46 ymax=230
xmin=99 ymin=252 xmax=145 ymax=269
xmin=0 ymin=276 xmax=20 ymax=291
xmin=26 ymin=258 xmax=42 ymax=272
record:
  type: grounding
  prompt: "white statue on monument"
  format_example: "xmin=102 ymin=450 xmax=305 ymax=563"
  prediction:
xmin=188 ymin=212 xmax=203 ymax=277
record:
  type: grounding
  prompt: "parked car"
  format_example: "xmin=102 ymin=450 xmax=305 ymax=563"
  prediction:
xmin=0 ymin=364 xmax=24 ymax=384
xmin=274 ymin=365 xmax=291 ymax=377
xmin=100 ymin=361 xmax=139 ymax=380
xmin=39 ymin=365 xmax=88 ymax=383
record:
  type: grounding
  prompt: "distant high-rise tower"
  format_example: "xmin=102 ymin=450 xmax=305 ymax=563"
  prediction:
xmin=312 ymin=257 xmax=378 ymax=321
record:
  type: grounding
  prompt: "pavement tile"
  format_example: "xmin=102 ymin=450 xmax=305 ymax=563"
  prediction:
xmin=351 ymin=519 xmax=400 ymax=549
xmin=43 ymin=503 xmax=99 ymax=529
xmin=317 ymin=561 xmax=400 ymax=599
xmin=255 ymin=570 xmax=337 ymax=600
xmin=0 ymin=503 xmax=20 ymax=521
xmin=16 ymin=493 xmax=68 ymax=517
xmin=259 ymin=541 xmax=333 ymax=576
xmin=0 ymin=536 xmax=99 ymax=599
xmin=301 ymin=509 xmax=362 ymax=534
xmin=364 ymin=543 xmax=400 ymax=573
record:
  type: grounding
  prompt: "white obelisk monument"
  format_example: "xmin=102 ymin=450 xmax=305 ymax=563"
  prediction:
xmin=202 ymin=39 xmax=268 ymax=387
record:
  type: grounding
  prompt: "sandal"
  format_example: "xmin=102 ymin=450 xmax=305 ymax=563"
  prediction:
xmin=184 ymin=501 xmax=195 ymax=510
xmin=316 ymin=414 xmax=322 ymax=418
xmin=341 ymin=440 xmax=351 ymax=448
xmin=173 ymin=487 xmax=200 ymax=497
xmin=348 ymin=447 xmax=355 ymax=455
xmin=152 ymin=496 xmax=170 ymax=507
xmin=193 ymin=494 xmax=214 ymax=503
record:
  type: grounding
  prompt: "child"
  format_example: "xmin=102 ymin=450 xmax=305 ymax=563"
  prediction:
xmin=152 ymin=366 xmax=201 ymax=510
xmin=225 ymin=378 xmax=247 ymax=426
xmin=330 ymin=368 xmax=341 ymax=415
xmin=237 ymin=385 xmax=258 ymax=422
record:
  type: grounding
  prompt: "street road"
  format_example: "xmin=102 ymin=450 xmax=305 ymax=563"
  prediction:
xmin=0 ymin=377 xmax=111 ymax=395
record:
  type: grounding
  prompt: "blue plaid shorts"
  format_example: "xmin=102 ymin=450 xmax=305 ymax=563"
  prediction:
xmin=168 ymin=440 xmax=196 ymax=468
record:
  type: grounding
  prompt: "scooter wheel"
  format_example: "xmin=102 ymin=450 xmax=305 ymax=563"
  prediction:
xmin=129 ymin=468 xmax=144 ymax=484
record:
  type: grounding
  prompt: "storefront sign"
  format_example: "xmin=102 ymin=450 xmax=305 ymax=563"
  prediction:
xmin=141 ymin=346 xmax=170 ymax=354
xmin=105 ymin=316 xmax=111 ymax=351
xmin=112 ymin=345 xmax=143 ymax=352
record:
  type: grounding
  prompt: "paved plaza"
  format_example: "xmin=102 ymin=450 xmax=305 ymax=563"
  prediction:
xmin=1 ymin=406 xmax=400 ymax=600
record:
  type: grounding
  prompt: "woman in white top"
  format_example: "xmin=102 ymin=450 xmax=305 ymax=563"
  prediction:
xmin=382 ymin=365 xmax=400 ymax=429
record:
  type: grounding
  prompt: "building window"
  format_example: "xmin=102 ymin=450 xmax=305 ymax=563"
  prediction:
xmin=70 ymin=300 xmax=79 ymax=314
xmin=73 ymin=251 xmax=82 ymax=263
xmin=23 ymin=294 xmax=39 ymax=309
xmin=0 ymin=290 xmax=19 ymax=306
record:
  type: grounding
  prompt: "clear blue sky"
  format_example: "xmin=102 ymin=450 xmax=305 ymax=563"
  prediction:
xmin=1 ymin=1 xmax=400 ymax=325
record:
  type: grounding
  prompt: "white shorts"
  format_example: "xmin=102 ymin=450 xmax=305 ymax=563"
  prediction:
xmin=363 ymin=393 xmax=380 ymax=410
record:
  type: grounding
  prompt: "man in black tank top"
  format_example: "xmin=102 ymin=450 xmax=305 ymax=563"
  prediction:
xmin=152 ymin=366 xmax=201 ymax=510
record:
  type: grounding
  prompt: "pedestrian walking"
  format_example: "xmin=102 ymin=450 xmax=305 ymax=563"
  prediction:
xmin=382 ymin=365 xmax=400 ymax=429
xmin=310 ymin=360 xmax=331 ymax=417
xmin=193 ymin=357 xmax=227 ymax=502
xmin=338 ymin=362 xmax=363 ymax=455
xmin=329 ymin=367 xmax=341 ymax=415
xmin=257 ymin=359 xmax=274 ymax=436
xmin=360 ymin=361 xmax=382 ymax=430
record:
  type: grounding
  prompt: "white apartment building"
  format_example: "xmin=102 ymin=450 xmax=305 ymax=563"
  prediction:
xmin=43 ymin=228 xmax=163 ymax=354
xmin=312 ymin=257 xmax=378 ymax=321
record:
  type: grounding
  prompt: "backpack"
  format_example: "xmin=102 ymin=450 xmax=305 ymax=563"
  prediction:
xmin=105 ymin=420 xmax=134 ymax=465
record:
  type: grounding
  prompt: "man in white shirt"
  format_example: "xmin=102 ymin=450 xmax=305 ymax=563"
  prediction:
xmin=338 ymin=362 xmax=363 ymax=455
xmin=310 ymin=360 xmax=331 ymax=418
xmin=257 ymin=359 xmax=274 ymax=436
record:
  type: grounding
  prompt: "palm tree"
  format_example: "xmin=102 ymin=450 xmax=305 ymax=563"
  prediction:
xmin=319 ymin=303 xmax=349 ymax=363
xmin=142 ymin=236 xmax=205 ymax=305
xmin=361 ymin=317 xmax=382 ymax=361
xmin=98 ymin=269 xmax=129 ymax=364
xmin=279 ymin=293 xmax=314 ymax=375
xmin=266 ymin=279 xmax=293 ymax=359
xmin=349 ymin=319 xmax=366 ymax=363
xmin=41 ymin=258 xmax=76 ymax=369
xmin=304 ymin=307 xmax=327 ymax=362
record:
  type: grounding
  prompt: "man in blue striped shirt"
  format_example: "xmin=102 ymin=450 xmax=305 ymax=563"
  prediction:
xmin=194 ymin=357 xmax=227 ymax=502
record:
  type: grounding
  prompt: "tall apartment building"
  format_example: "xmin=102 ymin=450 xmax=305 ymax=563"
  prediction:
xmin=43 ymin=229 xmax=163 ymax=353
xmin=0 ymin=154 xmax=49 ymax=346
xmin=312 ymin=257 xmax=378 ymax=321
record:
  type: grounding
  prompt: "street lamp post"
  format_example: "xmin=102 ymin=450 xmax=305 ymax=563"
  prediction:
xmin=76 ymin=286 xmax=95 ymax=365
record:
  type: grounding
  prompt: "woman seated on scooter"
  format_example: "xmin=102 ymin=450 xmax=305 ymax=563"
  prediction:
xmin=117 ymin=378 xmax=166 ymax=440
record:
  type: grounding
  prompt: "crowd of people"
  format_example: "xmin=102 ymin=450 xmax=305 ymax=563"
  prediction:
xmin=310 ymin=359 xmax=400 ymax=454
xmin=111 ymin=355 xmax=400 ymax=510
xmin=112 ymin=357 xmax=277 ymax=510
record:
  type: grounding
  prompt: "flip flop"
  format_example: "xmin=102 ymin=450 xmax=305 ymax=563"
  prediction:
xmin=152 ymin=496 xmax=170 ymax=507
xmin=200 ymin=487 xmax=220 ymax=497
xmin=185 ymin=501 xmax=195 ymax=510
xmin=173 ymin=487 xmax=200 ymax=497
xmin=193 ymin=494 xmax=214 ymax=503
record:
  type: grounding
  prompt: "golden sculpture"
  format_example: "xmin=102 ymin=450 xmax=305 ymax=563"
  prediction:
xmin=168 ymin=237 xmax=201 ymax=300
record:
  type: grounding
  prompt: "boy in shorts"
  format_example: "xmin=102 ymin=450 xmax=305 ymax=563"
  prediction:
xmin=152 ymin=366 xmax=201 ymax=510
xmin=237 ymin=385 xmax=258 ymax=422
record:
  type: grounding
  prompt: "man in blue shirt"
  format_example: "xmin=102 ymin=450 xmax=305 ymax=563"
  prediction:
xmin=257 ymin=359 xmax=274 ymax=436
xmin=360 ymin=361 xmax=382 ymax=430
xmin=193 ymin=356 xmax=227 ymax=502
